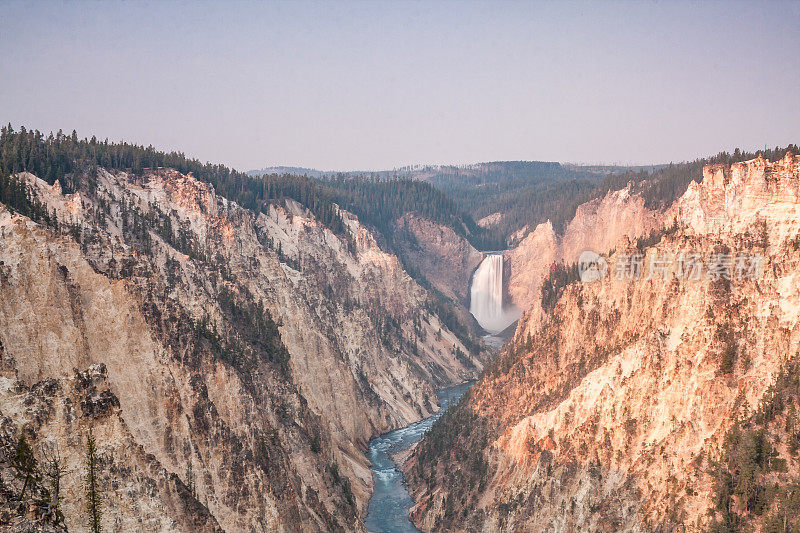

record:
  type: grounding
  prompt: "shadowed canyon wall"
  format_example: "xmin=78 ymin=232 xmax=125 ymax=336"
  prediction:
xmin=0 ymin=167 xmax=488 ymax=531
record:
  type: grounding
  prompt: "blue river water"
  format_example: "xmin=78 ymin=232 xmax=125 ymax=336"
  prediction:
xmin=364 ymin=381 xmax=473 ymax=533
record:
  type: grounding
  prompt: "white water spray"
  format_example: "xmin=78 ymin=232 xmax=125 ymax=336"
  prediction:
xmin=469 ymin=254 xmax=519 ymax=334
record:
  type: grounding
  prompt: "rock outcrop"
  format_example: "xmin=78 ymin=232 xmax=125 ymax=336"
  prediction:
xmin=393 ymin=212 xmax=484 ymax=305
xmin=505 ymin=186 xmax=665 ymax=313
xmin=392 ymin=213 xmax=486 ymax=341
xmin=405 ymin=154 xmax=800 ymax=531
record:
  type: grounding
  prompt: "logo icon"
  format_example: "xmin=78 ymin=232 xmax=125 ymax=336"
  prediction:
xmin=578 ymin=251 xmax=608 ymax=283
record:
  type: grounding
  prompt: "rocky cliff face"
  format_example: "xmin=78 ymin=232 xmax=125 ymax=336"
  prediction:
xmin=393 ymin=212 xmax=484 ymax=305
xmin=405 ymin=154 xmax=800 ymax=531
xmin=0 ymin=167 xmax=484 ymax=531
xmin=392 ymin=213 xmax=485 ymax=342
xmin=505 ymin=186 xmax=665 ymax=313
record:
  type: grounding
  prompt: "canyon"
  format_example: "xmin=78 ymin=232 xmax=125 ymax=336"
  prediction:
xmin=1 ymin=132 xmax=798 ymax=533
xmin=0 ymin=164 xmax=488 ymax=531
xmin=404 ymin=153 xmax=800 ymax=531
xmin=6 ymin=3 xmax=797 ymax=530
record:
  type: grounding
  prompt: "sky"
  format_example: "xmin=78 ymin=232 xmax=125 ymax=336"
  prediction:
xmin=1 ymin=1 xmax=798 ymax=171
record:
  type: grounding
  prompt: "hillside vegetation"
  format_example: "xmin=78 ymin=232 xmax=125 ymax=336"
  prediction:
xmin=415 ymin=149 xmax=799 ymax=241
xmin=0 ymin=125 xmax=501 ymax=250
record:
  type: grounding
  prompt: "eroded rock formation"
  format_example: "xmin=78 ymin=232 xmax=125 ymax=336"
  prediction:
xmin=505 ymin=185 xmax=665 ymax=313
xmin=405 ymin=154 xmax=800 ymax=531
xmin=0 ymin=167 xmax=486 ymax=531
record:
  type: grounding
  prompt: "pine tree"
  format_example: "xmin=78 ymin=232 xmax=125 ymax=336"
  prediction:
xmin=185 ymin=461 xmax=196 ymax=499
xmin=85 ymin=428 xmax=102 ymax=533
xmin=12 ymin=434 xmax=37 ymax=502
xmin=40 ymin=440 xmax=67 ymax=524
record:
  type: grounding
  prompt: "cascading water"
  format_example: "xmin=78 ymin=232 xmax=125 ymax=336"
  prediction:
xmin=469 ymin=253 xmax=519 ymax=335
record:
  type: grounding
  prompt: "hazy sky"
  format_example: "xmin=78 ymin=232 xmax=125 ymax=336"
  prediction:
xmin=1 ymin=1 xmax=798 ymax=171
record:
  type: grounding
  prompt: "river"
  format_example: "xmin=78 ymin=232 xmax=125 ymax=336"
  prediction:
xmin=364 ymin=381 xmax=473 ymax=533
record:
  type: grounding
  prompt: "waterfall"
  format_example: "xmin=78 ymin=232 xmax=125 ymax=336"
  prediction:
xmin=469 ymin=254 xmax=518 ymax=334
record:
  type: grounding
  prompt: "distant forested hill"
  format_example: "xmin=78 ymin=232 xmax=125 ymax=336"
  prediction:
xmin=247 ymin=147 xmax=799 ymax=248
xmin=247 ymin=166 xmax=329 ymax=178
xmin=246 ymin=161 xmax=607 ymax=243
xmin=0 ymin=125 xmax=502 ymax=250
xmin=418 ymin=161 xmax=602 ymax=237
xmin=416 ymin=150 xmax=798 ymax=241
xmin=8 ymin=126 xmax=794 ymax=252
